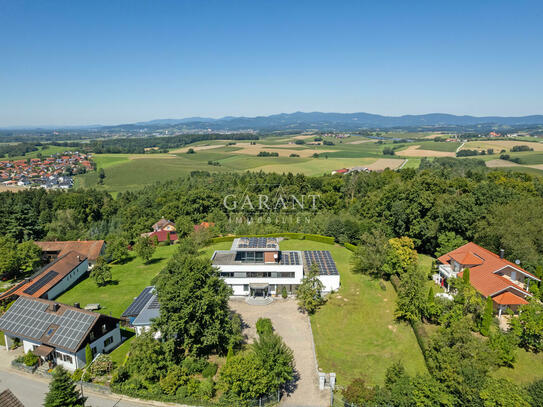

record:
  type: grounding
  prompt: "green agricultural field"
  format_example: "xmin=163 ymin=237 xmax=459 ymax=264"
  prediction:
xmin=56 ymin=245 xmax=177 ymax=317
xmin=253 ymin=157 xmax=379 ymax=176
xmin=412 ymin=141 xmax=462 ymax=152
xmin=3 ymin=144 xmax=70 ymax=161
xmin=279 ymin=239 xmax=428 ymax=385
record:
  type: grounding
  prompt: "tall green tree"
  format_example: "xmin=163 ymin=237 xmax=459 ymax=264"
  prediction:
xmin=395 ymin=267 xmax=426 ymax=322
xmin=509 ymin=300 xmax=543 ymax=353
xmin=16 ymin=241 xmax=42 ymax=277
xmin=296 ymin=263 xmax=325 ymax=314
xmin=44 ymin=366 xmax=86 ymax=407
xmin=90 ymin=256 xmax=112 ymax=286
xmin=435 ymin=231 xmax=467 ymax=258
xmin=153 ymin=252 xmax=234 ymax=356
xmin=219 ymin=352 xmax=270 ymax=402
xmin=252 ymin=332 xmax=294 ymax=392
xmin=134 ymin=236 xmax=155 ymax=264
xmin=105 ymin=236 xmax=130 ymax=263
xmin=351 ymin=229 xmax=390 ymax=277
xmin=383 ymin=236 xmax=418 ymax=277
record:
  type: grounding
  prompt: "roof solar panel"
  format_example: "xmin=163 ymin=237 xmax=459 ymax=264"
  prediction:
xmin=121 ymin=286 xmax=155 ymax=318
xmin=303 ymin=251 xmax=339 ymax=276
xmin=0 ymin=297 xmax=98 ymax=352
xmin=23 ymin=271 xmax=59 ymax=295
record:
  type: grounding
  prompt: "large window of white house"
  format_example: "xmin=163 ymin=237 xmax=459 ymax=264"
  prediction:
xmin=235 ymin=251 xmax=264 ymax=263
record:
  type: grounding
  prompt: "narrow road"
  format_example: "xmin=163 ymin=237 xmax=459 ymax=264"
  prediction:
xmin=0 ymin=368 xmax=150 ymax=407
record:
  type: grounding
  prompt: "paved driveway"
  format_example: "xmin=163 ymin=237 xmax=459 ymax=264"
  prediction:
xmin=229 ymin=299 xmax=329 ymax=407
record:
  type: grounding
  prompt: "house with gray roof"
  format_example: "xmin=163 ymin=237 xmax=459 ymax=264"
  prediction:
xmin=0 ymin=297 xmax=121 ymax=371
xmin=122 ymin=286 xmax=161 ymax=338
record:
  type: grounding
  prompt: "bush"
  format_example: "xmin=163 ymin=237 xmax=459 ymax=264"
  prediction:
xmin=256 ymin=318 xmax=273 ymax=336
xmin=23 ymin=351 xmax=39 ymax=367
xmin=199 ymin=378 xmax=214 ymax=400
xmin=281 ymin=286 xmax=288 ymax=299
xmin=90 ymin=354 xmax=113 ymax=376
xmin=72 ymin=368 xmax=83 ymax=382
xmin=202 ymin=363 xmax=218 ymax=379
xmin=379 ymin=280 xmax=387 ymax=291
xmin=344 ymin=242 xmax=357 ymax=252
xmin=182 ymin=357 xmax=209 ymax=375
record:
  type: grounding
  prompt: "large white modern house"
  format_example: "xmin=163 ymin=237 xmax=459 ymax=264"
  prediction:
xmin=211 ymin=237 xmax=340 ymax=297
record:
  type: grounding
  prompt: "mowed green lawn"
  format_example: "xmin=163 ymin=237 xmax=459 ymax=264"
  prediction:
xmin=494 ymin=348 xmax=543 ymax=385
xmin=56 ymin=245 xmax=177 ymax=317
xmin=279 ymin=239 xmax=428 ymax=385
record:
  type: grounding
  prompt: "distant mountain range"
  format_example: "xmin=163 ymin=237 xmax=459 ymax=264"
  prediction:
xmin=5 ymin=112 xmax=543 ymax=132
xmin=114 ymin=112 xmax=543 ymax=131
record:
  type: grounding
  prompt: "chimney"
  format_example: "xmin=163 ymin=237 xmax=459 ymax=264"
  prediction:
xmin=50 ymin=303 xmax=60 ymax=312
xmin=77 ymin=255 xmax=80 ymax=262
xmin=499 ymin=249 xmax=505 ymax=259
xmin=74 ymin=303 xmax=80 ymax=309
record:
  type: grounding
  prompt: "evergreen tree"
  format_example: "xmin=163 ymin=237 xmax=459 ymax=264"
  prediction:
xmin=463 ymin=268 xmax=470 ymax=284
xmin=44 ymin=366 xmax=86 ymax=407
xmin=85 ymin=344 xmax=93 ymax=366
xmin=480 ymin=296 xmax=493 ymax=336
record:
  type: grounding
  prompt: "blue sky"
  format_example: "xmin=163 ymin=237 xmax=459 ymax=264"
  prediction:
xmin=1 ymin=0 xmax=542 ymax=126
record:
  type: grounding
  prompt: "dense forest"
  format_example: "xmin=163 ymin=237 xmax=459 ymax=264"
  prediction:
xmin=1 ymin=157 xmax=542 ymax=271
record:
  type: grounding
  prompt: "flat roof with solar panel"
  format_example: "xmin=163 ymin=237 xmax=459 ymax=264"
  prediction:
xmin=231 ymin=237 xmax=279 ymax=251
xmin=0 ymin=296 xmax=119 ymax=353
xmin=303 ymin=251 xmax=339 ymax=276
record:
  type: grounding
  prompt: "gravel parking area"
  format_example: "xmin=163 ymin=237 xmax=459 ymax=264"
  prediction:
xmin=229 ymin=298 xmax=329 ymax=407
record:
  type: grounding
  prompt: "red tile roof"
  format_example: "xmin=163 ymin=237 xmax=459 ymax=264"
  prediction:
xmin=149 ymin=230 xmax=178 ymax=242
xmin=438 ymin=242 xmax=539 ymax=304
xmin=35 ymin=240 xmax=105 ymax=262
xmin=11 ymin=251 xmax=87 ymax=298
xmin=493 ymin=292 xmax=529 ymax=305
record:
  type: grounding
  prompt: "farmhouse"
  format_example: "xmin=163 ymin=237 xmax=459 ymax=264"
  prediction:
xmin=0 ymin=251 xmax=88 ymax=302
xmin=211 ymin=237 xmax=340 ymax=297
xmin=437 ymin=242 xmax=540 ymax=315
xmin=34 ymin=240 xmax=106 ymax=267
xmin=122 ymin=286 xmax=161 ymax=338
xmin=0 ymin=297 xmax=121 ymax=371
xmin=152 ymin=218 xmax=176 ymax=232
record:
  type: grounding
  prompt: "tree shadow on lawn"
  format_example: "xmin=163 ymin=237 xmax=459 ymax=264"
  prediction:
xmin=143 ymin=257 xmax=165 ymax=265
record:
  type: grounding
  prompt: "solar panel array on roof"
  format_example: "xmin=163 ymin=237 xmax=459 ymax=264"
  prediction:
xmin=49 ymin=309 xmax=95 ymax=350
xmin=303 ymin=251 xmax=339 ymax=275
xmin=0 ymin=297 xmax=97 ymax=352
xmin=121 ymin=286 xmax=155 ymax=318
xmin=238 ymin=237 xmax=278 ymax=249
xmin=23 ymin=271 xmax=59 ymax=295
xmin=280 ymin=251 xmax=301 ymax=265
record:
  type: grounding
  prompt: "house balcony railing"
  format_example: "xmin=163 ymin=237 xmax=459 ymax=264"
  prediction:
xmin=438 ymin=264 xmax=457 ymax=279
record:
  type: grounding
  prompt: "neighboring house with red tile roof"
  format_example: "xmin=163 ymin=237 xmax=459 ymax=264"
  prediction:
xmin=194 ymin=221 xmax=215 ymax=232
xmin=143 ymin=230 xmax=178 ymax=244
xmin=34 ymin=240 xmax=105 ymax=266
xmin=0 ymin=252 xmax=88 ymax=302
xmin=437 ymin=242 xmax=540 ymax=316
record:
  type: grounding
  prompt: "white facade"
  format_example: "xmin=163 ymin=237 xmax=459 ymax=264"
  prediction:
xmin=218 ymin=260 xmax=304 ymax=296
xmin=6 ymin=325 xmax=121 ymax=371
xmin=45 ymin=258 xmax=89 ymax=300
